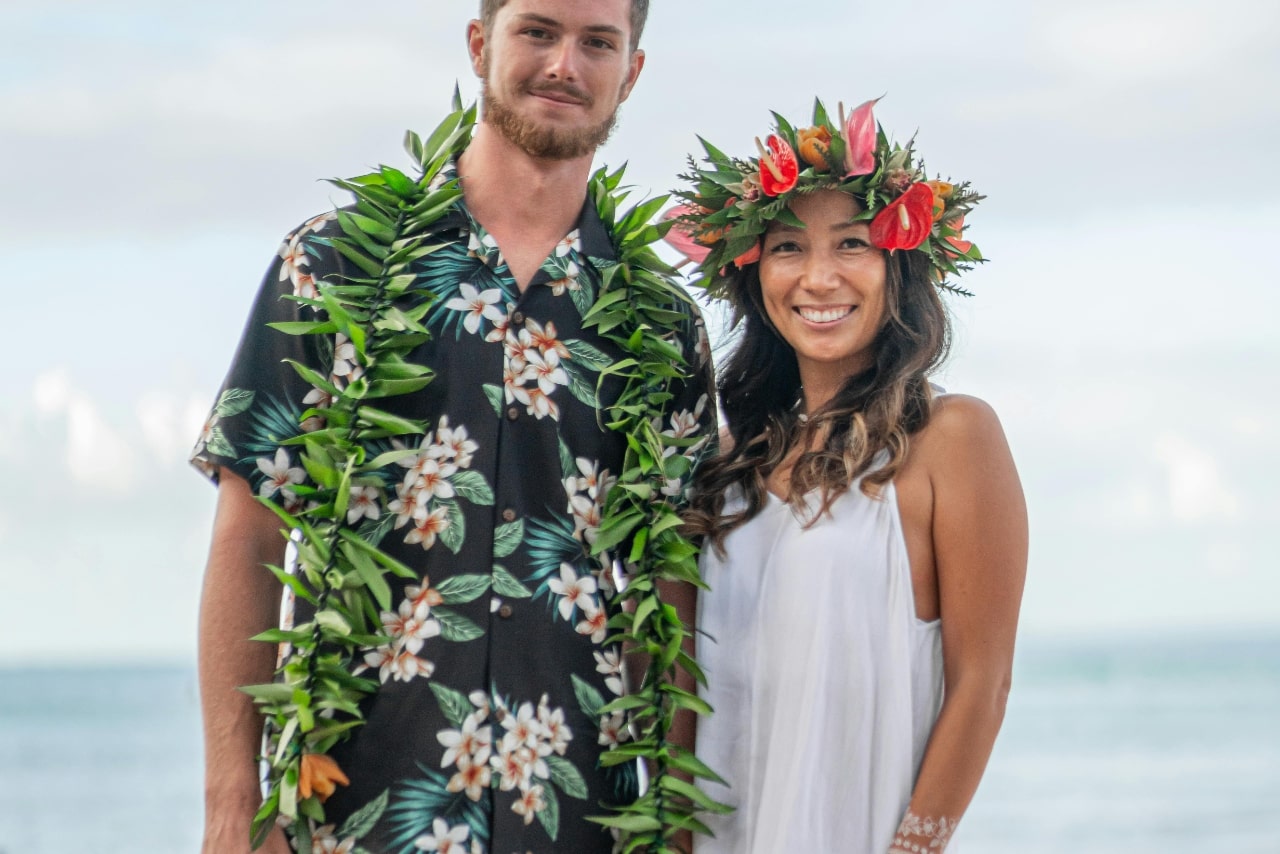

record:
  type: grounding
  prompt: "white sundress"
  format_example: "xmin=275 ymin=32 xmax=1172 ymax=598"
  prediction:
xmin=694 ymin=475 xmax=950 ymax=853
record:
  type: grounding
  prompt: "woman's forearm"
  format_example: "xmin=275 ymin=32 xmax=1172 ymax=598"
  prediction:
xmin=889 ymin=669 xmax=1011 ymax=853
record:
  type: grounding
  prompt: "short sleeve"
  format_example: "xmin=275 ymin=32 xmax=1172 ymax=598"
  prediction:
xmin=189 ymin=212 xmax=340 ymax=510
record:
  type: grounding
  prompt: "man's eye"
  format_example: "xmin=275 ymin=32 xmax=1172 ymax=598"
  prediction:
xmin=523 ymin=28 xmax=551 ymax=39
xmin=586 ymin=37 xmax=616 ymax=50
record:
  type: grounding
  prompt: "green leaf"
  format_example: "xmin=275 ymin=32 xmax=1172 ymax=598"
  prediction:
xmin=493 ymin=519 xmax=524 ymax=558
xmin=429 ymin=682 xmax=474 ymax=729
xmin=433 ymin=607 xmax=484 ymax=643
xmin=545 ymin=754 xmax=589 ymax=800
xmin=536 ymin=779 xmax=561 ymax=842
xmin=571 ymin=674 xmax=606 ymax=719
xmin=482 ymin=384 xmax=505 ymax=418
xmin=564 ymin=338 xmax=613 ymax=371
xmin=205 ymin=428 xmax=235 ymax=458
xmin=341 ymin=541 xmax=392 ymax=612
xmin=451 ymin=469 xmax=494 ymax=506
xmin=435 ymin=573 xmax=491 ymax=605
xmin=315 ymin=608 xmax=352 ymax=637
xmin=666 ymin=749 xmax=729 ymax=786
xmin=215 ymin=388 xmax=256 ymax=417
xmin=587 ymin=813 xmax=662 ymax=833
xmin=438 ymin=498 xmax=465 ymax=554
xmin=357 ymin=406 xmax=425 ymax=436
xmin=492 ymin=564 xmax=532 ymax=599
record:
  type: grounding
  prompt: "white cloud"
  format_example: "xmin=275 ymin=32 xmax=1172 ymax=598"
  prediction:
xmin=31 ymin=369 xmax=138 ymax=493
xmin=1152 ymin=434 xmax=1239 ymax=522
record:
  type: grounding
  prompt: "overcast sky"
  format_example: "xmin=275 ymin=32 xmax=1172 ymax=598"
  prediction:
xmin=2 ymin=0 xmax=1278 ymax=665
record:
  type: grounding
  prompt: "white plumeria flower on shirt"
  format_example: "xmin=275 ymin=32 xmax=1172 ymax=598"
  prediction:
xmin=346 ymin=485 xmax=381 ymax=525
xmin=311 ymin=824 xmax=355 ymax=854
xmin=434 ymin=418 xmax=478 ymax=468
xmin=444 ymin=282 xmax=505 ymax=334
xmin=388 ymin=648 xmax=433 ymax=682
xmin=445 ymin=759 xmax=492 ymax=802
xmin=598 ymin=710 xmax=628 ymax=748
xmin=256 ymin=448 xmax=305 ymax=500
xmin=554 ymin=230 xmax=581 ymax=256
xmin=468 ymin=691 xmax=492 ymax=723
xmin=547 ymin=563 xmax=598 ymax=621
xmin=413 ymin=818 xmax=471 ymax=853
xmin=594 ymin=649 xmax=625 ymax=696
xmin=278 ymin=238 xmax=310 ymax=281
xmin=485 ymin=314 xmax=510 ymax=344
xmin=410 ymin=457 xmax=457 ymax=501
xmin=381 ymin=599 xmax=441 ymax=655
xmin=511 ymin=784 xmax=547 ymax=825
xmin=523 ymin=387 xmax=559 ymax=420
xmin=522 ymin=350 xmax=569 ymax=396
xmin=438 ymin=713 xmax=494 ymax=771
xmin=536 ymin=697 xmax=573 ymax=756
xmin=501 ymin=701 xmax=546 ymax=752
xmin=405 ymin=505 xmax=451 ymax=550
xmin=577 ymin=606 xmax=608 ymax=644
xmin=569 ymin=494 xmax=603 ymax=544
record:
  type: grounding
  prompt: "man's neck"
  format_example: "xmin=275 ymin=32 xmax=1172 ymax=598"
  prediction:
xmin=457 ymin=124 xmax=597 ymax=291
xmin=459 ymin=125 xmax=594 ymax=238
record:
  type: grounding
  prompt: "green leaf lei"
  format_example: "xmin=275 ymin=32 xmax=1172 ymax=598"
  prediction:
xmin=241 ymin=94 xmax=728 ymax=852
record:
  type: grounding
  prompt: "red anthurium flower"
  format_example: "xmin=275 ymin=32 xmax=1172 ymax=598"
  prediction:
xmin=757 ymin=134 xmax=799 ymax=196
xmin=660 ymin=205 xmax=712 ymax=264
xmin=841 ymin=97 xmax=880 ymax=177
xmin=870 ymin=183 xmax=934 ymax=251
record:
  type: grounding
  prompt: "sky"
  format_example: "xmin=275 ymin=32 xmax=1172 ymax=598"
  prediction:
xmin=1 ymin=0 xmax=1278 ymax=665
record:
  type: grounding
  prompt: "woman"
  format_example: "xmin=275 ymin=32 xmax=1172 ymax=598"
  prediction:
xmin=665 ymin=98 xmax=1028 ymax=853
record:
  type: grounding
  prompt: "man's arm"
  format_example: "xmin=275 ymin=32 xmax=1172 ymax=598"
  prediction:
xmin=198 ymin=470 xmax=291 ymax=854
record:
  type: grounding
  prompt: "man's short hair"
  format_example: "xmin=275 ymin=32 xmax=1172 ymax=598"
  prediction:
xmin=479 ymin=0 xmax=649 ymax=51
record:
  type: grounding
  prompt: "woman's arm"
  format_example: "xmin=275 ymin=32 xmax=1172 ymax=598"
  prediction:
xmin=892 ymin=395 xmax=1028 ymax=853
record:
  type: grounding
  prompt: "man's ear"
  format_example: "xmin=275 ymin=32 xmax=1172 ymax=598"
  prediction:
xmin=466 ymin=19 xmax=487 ymax=78
xmin=619 ymin=48 xmax=645 ymax=103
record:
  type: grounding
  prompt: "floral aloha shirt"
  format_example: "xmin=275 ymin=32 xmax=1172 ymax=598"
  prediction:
xmin=190 ymin=172 xmax=717 ymax=854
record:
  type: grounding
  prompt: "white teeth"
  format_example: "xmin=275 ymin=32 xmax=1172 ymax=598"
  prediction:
xmin=797 ymin=307 xmax=852 ymax=323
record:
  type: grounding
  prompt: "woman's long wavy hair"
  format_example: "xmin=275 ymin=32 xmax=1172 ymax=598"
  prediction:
xmin=685 ymin=243 xmax=951 ymax=554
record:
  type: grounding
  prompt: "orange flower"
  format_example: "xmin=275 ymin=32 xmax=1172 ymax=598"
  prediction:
xmin=299 ymin=753 xmax=350 ymax=802
xmin=926 ymin=181 xmax=953 ymax=222
xmin=796 ymin=126 xmax=833 ymax=171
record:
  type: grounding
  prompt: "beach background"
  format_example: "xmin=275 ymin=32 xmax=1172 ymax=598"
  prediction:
xmin=2 ymin=1 xmax=1278 ymax=851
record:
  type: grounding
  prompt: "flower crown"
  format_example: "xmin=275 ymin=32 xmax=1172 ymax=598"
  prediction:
xmin=664 ymin=97 xmax=985 ymax=298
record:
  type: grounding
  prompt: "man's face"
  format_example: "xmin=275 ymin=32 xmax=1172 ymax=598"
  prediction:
xmin=469 ymin=0 xmax=645 ymax=160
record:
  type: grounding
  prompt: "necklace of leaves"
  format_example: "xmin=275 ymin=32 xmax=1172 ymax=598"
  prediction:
xmin=240 ymin=94 xmax=729 ymax=853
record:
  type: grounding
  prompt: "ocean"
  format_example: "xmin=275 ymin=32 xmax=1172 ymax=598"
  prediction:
xmin=1 ymin=630 xmax=1277 ymax=853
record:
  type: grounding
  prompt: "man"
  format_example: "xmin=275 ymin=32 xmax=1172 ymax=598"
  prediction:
xmin=193 ymin=2 xmax=715 ymax=851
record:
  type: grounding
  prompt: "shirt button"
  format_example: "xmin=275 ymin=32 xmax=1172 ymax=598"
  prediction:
xmin=494 ymin=707 xmax=507 ymax=723
xmin=498 ymin=604 xmax=513 ymax=619
xmin=506 ymin=406 xmax=519 ymax=421
xmin=511 ymin=310 xmax=525 ymax=326
xmin=501 ymin=508 xmax=517 ymax=523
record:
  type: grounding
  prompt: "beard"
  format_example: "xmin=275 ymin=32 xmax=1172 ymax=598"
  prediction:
xmin=482 ymin=77 xmax=621 ymax=160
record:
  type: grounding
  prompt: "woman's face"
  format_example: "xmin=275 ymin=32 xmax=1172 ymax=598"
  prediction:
xmin=758 ymin=189 xmax=887 ymax=404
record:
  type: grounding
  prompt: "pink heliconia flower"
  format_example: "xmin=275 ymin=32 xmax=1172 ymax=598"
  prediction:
xmin=732 ymin=242 xmax=761 ymax=268
xmin=842 ymin=97 xmax=881 ymax=177
xmin=660 ymin=205 xmax=712 ymax=264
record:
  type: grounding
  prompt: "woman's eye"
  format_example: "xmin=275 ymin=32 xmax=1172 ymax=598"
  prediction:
xmin=841 ymin=237 xmax=872 ymax=251
xmin=768 ymin=241 xmax=801 ymax=253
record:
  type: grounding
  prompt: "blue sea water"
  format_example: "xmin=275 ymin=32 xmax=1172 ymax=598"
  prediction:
xmin=0 ymin=630 xmax=1277 ymax=853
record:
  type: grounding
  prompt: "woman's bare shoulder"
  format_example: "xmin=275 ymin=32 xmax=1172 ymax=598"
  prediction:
xmin=914 ymin=393 xmax=1012 ymax=472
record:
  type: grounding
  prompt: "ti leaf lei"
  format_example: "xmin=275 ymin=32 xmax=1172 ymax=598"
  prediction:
xmin=240 ymin=95 xmax=729 ymax=852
